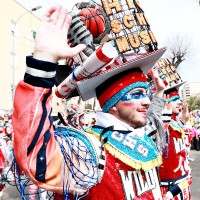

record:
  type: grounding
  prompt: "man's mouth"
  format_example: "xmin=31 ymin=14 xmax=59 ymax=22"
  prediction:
xmin=138 ymin=109 xmax=147 ymax=115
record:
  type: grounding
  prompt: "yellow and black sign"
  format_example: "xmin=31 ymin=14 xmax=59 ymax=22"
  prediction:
xmin=101 ymin=0 xmax=158 ymax=53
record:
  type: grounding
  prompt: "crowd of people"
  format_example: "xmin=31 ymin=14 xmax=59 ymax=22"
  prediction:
xmin=53 ymin=104 xmax=97 ymax=131
xmin=0 ymin=104 xmax=198 ymax=199
xmin=187 ymin=111 xmax=200 ymax=152
xmin=0 ymin=112 xmax=49 ymax=199
xmin=0 ymin=112 xmax=14 ymax=199
xmin=1 ymin=1 xmax=200 ymax=200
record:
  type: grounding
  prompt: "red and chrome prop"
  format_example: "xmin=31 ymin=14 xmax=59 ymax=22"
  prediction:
xmin=55 ymin=42 xmax=118 ymax=98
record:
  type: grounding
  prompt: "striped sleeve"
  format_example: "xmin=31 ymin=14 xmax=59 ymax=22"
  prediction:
xmin=24 ymin=56 xmax=58 ymax=88
xmin=161 ymin=108 xmax=172 ymax=123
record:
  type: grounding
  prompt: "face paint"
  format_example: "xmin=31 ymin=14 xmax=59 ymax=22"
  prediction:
xmin=121 ymin=92 xmax=148 ymax=102
xmin=168 ymin=96 xmax=180 ymax=103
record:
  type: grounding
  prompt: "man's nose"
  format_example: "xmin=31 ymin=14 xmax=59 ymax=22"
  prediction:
xmin=141 ymin=96 xmax=151 ymax=106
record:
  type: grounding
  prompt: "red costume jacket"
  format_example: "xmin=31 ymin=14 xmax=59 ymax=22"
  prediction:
xmin=159 ymin=114 xmax=191 ymax=200
xmin=83 ymin=149 xmax=162 ymax=200
xmin=13 ymin=56 xmax=165 ymax=199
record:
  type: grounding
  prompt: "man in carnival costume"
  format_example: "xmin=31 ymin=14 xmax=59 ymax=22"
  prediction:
xmin=159 ymin=82 xmax=192 ymax=200
xmin=12 ymin=4 xmax=169 ymax=200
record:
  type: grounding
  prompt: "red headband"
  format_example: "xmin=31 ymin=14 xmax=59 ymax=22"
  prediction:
xmin=98 ymin=71 xmax=147 ymax=107
xmin=168 ymin=91 xmax=179 ymax=98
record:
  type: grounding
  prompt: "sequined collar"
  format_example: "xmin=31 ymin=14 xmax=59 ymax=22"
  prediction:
xmin=88 ymin=126 xmax=162 ymax=171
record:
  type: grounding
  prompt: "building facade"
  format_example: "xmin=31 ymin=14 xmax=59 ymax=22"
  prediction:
xmin=181 ymin=82 xmax=200 ymax=101
xmin=0 ymin=0 xmax=40 ymax=111
xmin=0 ymin=0 xmax=101 ymax=114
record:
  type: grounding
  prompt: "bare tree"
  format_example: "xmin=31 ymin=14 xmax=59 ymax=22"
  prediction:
xmin=165 ymin=35 xmax=193 ymax=69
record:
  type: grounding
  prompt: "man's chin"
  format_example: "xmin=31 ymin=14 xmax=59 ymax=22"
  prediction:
xmin=135 ymin=119 xmax=147 ymax=128
xmin=173 ymin=110 xmax=180 ymax=116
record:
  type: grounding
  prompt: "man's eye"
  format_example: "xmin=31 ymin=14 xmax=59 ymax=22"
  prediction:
xmin=121 ymin=92 xmax=147 ymax=101
xmin=132 ymin=92 xmax=141 ymax=98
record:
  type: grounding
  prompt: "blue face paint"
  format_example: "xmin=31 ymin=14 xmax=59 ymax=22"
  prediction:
xmin=121 ymin=92 xmax=148 ymax=102
xmin=168 ymin=96 xmax=180 ymax=103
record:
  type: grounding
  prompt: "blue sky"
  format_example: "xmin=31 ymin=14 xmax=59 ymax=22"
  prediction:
xmin=16 ymin=0 xmax=200 ymax=82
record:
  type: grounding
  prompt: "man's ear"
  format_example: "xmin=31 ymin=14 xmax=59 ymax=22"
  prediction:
xmin=108 ymin=106 xmax=117 ymax=115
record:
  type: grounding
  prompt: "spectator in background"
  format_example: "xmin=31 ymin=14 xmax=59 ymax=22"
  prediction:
xmin=184 ymin=122 xmax=196 ymax=161
xmin=189 ymin=113 xmax=195 ymax=127
xmin=196 ymin=124 xmax=200 ymax=138
xmin=197 ymin=110 xmax=200 ymax=118
xmin=0 ymin=128 xmax=6 ymax=200
xmin=66 ymin=104 xmax=81 ymax=127
xmin=192 ymin=126 xmax=199 ymax=151
xmin=0 ymin=123 xmax=14 ymax=200
xmin=160 ymin=83 xmax=191 ymax=200
xmin=193 ymin=111 xmax=200 ymax=129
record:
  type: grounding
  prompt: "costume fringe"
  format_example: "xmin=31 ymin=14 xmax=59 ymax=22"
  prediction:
xmin=169 ymin=124 xmax=185 ymax=138
xmin=86 ymin=128 xmax=100 ymax=139
xmin=104 ymin=143 xmax=162 ymax=171
xmin=87 ymin=128 xmax=162 ymax=171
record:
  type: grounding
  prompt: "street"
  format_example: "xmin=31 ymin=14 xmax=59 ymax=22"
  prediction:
xmin=190 ymin=150 xmax=200 ymax=200
xmin=2 ymin=150 xmax=200 ymax=199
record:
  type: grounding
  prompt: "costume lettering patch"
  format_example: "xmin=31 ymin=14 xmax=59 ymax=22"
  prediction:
xmin=173 ymin=138 xmax=186 ymax=153
xmin=119 ymin=168 xmax=162 ymax=200
xmin=111 ymin=131 xmax=148 ymax=156
xmin=109 ymin=130 xmax=159 ymax=164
